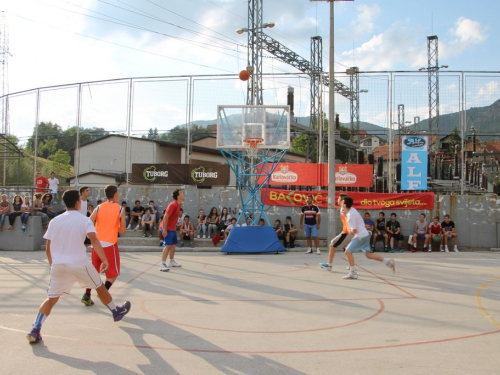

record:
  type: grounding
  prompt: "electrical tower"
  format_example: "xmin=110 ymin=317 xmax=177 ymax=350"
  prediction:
xmin=310 ymin=36 xmax=324 ymax=161
xmin=427 ymin=35 xmax=439 ymax=139
xmin=246 ymin=0 xmax=264 ymax=105
xmin=348 ymin=67 xmax=360 ymax=143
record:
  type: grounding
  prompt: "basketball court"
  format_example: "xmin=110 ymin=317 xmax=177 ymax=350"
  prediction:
xmin=1 ymin=250 xmax=499 ymax=374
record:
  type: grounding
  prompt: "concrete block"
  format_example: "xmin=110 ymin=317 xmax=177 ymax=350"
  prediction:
xmin=0 ymin=216 xmax=45 ymax=251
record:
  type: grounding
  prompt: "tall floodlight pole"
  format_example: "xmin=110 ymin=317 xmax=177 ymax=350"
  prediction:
xmin=247 ymin=0 xmax=263 ymax=105
xmin=310 ymin=0 xmax=353 ymax=244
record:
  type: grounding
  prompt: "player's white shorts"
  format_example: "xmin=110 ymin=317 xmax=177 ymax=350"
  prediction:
xmin=330 ymin=232 xmax=353 ymax=250
xmin=47 ymin=262 xmax=103 ymax=298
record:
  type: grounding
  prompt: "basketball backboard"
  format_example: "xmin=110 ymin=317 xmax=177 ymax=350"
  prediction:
xmin=217 ymin=105 xmax=290 ymax=149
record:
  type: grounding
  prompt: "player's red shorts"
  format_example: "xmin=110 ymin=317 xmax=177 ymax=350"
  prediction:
xmin=91 ymin=243 xmax=120 ymax=279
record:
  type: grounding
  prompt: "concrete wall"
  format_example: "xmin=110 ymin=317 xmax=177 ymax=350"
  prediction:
xmin=86 ymin=186 xmax=499 ymax=250
xmin=0 ymin=216 xmax=45 ymax=251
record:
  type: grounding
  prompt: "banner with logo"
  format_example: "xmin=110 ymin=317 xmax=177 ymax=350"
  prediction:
xmin=257 ymin=163 xmax=373 ymax=187
xmin=261 ymin=188 xmax=435 ymax=210
xmin=401 ymin=135 xmax=428 ymax=190
xmin=131 ymin=163 xmax=230 ymax=186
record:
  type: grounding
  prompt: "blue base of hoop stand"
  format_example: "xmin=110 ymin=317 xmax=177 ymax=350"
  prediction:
xmin=221 ymin=227 xmax=287 ymax=254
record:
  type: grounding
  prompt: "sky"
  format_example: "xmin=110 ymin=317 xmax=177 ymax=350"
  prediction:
xmin=1 ymin=0 xmax=499 ymax=141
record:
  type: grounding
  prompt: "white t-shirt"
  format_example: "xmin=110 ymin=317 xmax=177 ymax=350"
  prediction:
xmin=78 ymin=199 xmax=88 ymax=216
xmin=48 ymin=177 xmax=60 ymax=194
xmin=346 ymin=207 xmax=369 ymax=239
xmin=43 ymin=210 xmax=96 ymax=266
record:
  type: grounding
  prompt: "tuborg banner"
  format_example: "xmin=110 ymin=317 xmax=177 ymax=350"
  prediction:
xmin=131 ymin=163 xmax=230 ymax=186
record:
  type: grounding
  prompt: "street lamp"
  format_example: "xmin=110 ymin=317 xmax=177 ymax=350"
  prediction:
xmin=236 ymin=22 xmax=275 ymax=34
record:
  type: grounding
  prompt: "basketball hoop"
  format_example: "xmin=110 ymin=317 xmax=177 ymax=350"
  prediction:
xmin=243 ymin=137 xmax=264 ymax=158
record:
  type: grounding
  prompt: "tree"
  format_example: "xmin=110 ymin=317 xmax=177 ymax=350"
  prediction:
xmin=160 ymin=124 xmax=211 ymax=144
xmin=49 ymin=149 xmax=71 ymax=174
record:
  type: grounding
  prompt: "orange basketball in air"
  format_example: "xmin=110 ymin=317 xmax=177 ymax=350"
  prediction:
xmin=239 ymin=69 xmax=251 ymax=81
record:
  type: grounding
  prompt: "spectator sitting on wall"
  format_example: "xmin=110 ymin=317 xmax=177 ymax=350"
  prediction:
xmin=282 ymin=216 xmax=298 ymax=249
xmin=219 ymin=207 xmax=232 ymax=238
xmin=121 ymin=201 xmax=131 ymax=228
xmin=386 ymin=212 xmax=404 ymax=253
xmin=148 ymin=200 xmax=159 ymax=224
xmin=20 ymin=196 xmax=32 ymax=233
xmin=179 ymin=214 xmax=195 ymax=248
xmin=41 ymin=193 xmax=58 ymax=219
xmin=428 ymin=216 xmax=442 ymax=252
xmin=241 ymin=217 xmax=252 ymax=227
xmin=0 ymin=194 xmax=11 ymax=231
xmin=128 ymin=200 xmax=144 ymax=230
xmin=206 ymin=207 xmax=219 ymax=238
xmin=372 ymin=212 xmax=388 ymax=252
xmin=7 ymin=195 xmax=23 ymax=230
xmin=141 ymin=208 xmax=155 ymax=237
xmin=196 ymin=209 xmax=207 ymax=239
xmin=441 ymin=214 xmax=459 ymax=252
xmin=32 ymin=193 xmax=49 ymax=229
xmin=364 ymin=212 xmax=375 ymax=244
xmin=412 ymin=213 xmax=429 ymax=252
xmin=273 ymin=219 xmax=283 ymax=240
xmin=176 ymin=207 xmax=185 ymax=231
xmin=224 ymin=217 xmax=239 ymax=239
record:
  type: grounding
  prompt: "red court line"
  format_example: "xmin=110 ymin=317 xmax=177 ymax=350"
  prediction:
xmin=341 ymin=257 xmax=417 ymax=298
xmin=140 ymin=299 xmax=385 ymax=334
xmin=3 ymin=325 xmax=499 ymax=354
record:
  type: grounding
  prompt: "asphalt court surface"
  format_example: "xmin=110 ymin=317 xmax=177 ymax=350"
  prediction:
xmin=1 ymin=250 xmax=500 ymax=374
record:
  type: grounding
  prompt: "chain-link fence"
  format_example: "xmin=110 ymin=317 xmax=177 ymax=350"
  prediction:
xmin=1 ymin=71 xmax=500 ymax=192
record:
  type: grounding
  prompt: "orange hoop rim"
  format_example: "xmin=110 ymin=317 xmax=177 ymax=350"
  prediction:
xmin=243 ymin=137 xmax=264 ymax=148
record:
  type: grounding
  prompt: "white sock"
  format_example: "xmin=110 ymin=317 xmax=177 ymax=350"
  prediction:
xmin=350 ymin=266 xmax=356 ymax=272
xmin=106 ymin=301 xmax=117 ymax=313
xmin=424 ymin=244 xmax=427 ymax=248
xmin=383 ymin=258 xmax=390 ymax=265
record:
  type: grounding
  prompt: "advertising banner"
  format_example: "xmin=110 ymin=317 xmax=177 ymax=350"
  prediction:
xmin=261 ymin=188 xmax=435 ymax=210
xmin=131 ymin=163 xmax=230 ymax=186
xmin=258 ymin=163 xmax=373 ymax=187
xmin=401 ymin=135 xmax=428 ymax=190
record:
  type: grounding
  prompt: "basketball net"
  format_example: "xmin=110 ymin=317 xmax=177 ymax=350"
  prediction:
xmin=243 ymin=137 xmax=264 ymax=159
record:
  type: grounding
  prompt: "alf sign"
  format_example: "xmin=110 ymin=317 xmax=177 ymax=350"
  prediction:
xmin=401 ymin=136 xmax=428 ymax=190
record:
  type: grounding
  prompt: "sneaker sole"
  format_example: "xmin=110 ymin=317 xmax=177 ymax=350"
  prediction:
xmin=343 ymin=275 xmax=358 ymax=280
xmin=26 ymin=333 xmax=42 ymax=343
xmin=159 ymin=268 xmax=170 ymax=272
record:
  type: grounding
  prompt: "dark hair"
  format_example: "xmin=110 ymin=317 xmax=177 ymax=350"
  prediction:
xmin=275 ymin=219 xmax=281 ymax=224
xmin=209 ymin=207 xmax=218 ymax=217
xmin=121 ymin=201 xmax=127 ymax=205
xmin=62 ymin=190 xmax=80 ymax=208
xmin=343 ymin=197 xmax=353 ymax=208
xmin=286 ymin=216 xmax=291 ymax=220
xmin=379 ymin=212 xmax=385 ymax=217
xmin=434 ymin=215 xmax=440 ymax=220
xmin=42 ymin=193 xmax=52 ymax=203
xmin=391 ymin=213 xmax=397 ymax=217
xmin=149 ymin=200 xmax=154 ymax=204
xmin=172 ymin=189 xmax=182 ymax=200
xmin=364 ymin=212 xmax=370 ymax=216
xmin=231 ymin=217 xmax=237 ymax=222
xmin=180 ymin=207 xmax=184 ymax=212
xmin=444 ymin=214 xmax=450 ymax=219
xmin=339 ymin=193 xmax=348 ymax=199
xmin=104 ymin=185 xmax=118 ymax=199
xmin=307 ymin=194 xmax=313 ymax=199
xmin=420 ymin=213 xmax=426 ymax=218
xmin=184 ymin=215 xmax=189 ymax=219
xmin=79 ymin=186 xmax=89 ymax=195
xmin=135 ymin=200 xmax=141 ymax=204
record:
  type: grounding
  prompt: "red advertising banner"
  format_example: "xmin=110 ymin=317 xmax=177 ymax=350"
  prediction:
xmin=261 ymin=188 xmax=435 ymax=210
xmin=258 ymin=163 xmax=373 ymax=187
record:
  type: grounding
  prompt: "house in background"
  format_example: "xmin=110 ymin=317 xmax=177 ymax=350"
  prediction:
xmin=359 ymin=134 xmax=386 ymax=151
xmin=69 ymin=134 xmax=306 ymax=186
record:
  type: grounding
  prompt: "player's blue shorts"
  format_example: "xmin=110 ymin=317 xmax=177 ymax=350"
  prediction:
xmin=304 ymin=224 xmax=318 ymax=238
xmin=163 ymin=230 xmax=178 ymax=246
xmin=346 ymin=235 xmax=372 ymax=254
